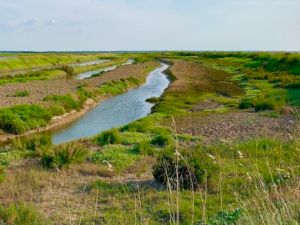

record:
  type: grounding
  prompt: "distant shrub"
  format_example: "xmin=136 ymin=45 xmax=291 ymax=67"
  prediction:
xmin=0 ymin=203 xmax=47 ymax=225
xmin=41 ymin=144 xmax=89 ymax=169
xmin=151 ymin=134 xmax=173 ymax=147
xmin=61 ymin=65 xmax=74 ymax=78
xmin=96 ymin=129 xmax=120 ymax=146
xmin=44 ymin=94 xmax=80 ymax=112
xmin=146 ymin=97 xmax=160 ymax=104
xmin=10 ymin=90 xmax=29 ymax=97
xmin=0 ymin=105 xmax=52 ymax=134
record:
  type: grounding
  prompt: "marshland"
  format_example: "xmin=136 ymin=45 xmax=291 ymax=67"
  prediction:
xmin=0 ymin=51 xmax=299 ymax=224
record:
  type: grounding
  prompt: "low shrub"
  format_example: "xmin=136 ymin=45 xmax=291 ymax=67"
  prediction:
xmin=13 ymin=134 xmax=52 ymax=151
xmin=133 ymin=141 xmax=155 ymax=156
xmin=239 ymin=98 xmax=255 ymax=109
xmin=151 ymin=134 xmax=173 ymax=147
xmin=95 ymin=129 xmax=120 ymax=146
xmin=255 ymin=101 xmax=276 ymax=111
xmin=41 ymin=144 xmax=89 ymax=169
xmin=61 ymin=65 xmax=74 ymax=78
xmin=47 ymin=105 xmax=66 ymax=116
xmin=0 ymin=203 xmax=47 ymax=225
xmin=153 ymin=151 xmax=207 ymax=189
xmin=43 ymin=94 xmax=80 ymax=112
xmin=0 ymin=105 xmax=52 ymax=134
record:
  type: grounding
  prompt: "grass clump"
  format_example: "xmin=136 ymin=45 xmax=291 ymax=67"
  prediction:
xmin=61 ymin=65 xmax=74 ymax=78
xmin=91 ymin=145 xmax=140 ymax=172
xmin=151 ymin=134 xmax=173 ymax=147
xmin=95 ymin=129 xmax=120 ymax=146
xmin=0 ymin=203 xmax=48 ymax=225
xmin=43 ymin=94 xmax=80 ymax=112
xmin=98 ymin=77 xmax=141 ymax=96
xmin=41 ymin=144 xmax=89 ymax=169
xmin=0 ymin=105 xmax=52 ymax=134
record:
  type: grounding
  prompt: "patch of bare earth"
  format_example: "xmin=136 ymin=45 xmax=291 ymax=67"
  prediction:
xmin=0 ymin=62 xmax=158 ymax=108
xmin=172 ymin=111 xmax=298 ymax=144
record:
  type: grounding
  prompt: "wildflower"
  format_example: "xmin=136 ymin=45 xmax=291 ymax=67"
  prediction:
xmin=220 ymin=139 xmax=229 ymax=143
xmin=246 ymin=173 xmax=252 ymax=181
xmin=103 ymin=160 xmax=114 ymax=171
xmin=237 ymin=150 xmax=243 ymax=158
xmin=207 ymin=153 xmax=216 ymax=160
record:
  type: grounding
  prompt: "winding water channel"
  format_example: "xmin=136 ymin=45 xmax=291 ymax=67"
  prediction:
xmin=52 ymin=63 xmax=170 ymax=144
xmin=75 ymin=59 xmax=134 ymax=80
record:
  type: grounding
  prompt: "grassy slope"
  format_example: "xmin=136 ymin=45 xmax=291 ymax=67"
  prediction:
xmin=0 ymin=52 xmax=299 ymax=225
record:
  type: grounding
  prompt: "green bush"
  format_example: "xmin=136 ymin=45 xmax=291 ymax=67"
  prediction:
xmin=207 ymin=208 xmax=244 ymax=225
xmin=41 ymin=144 xmax=89 ymax=169
xmin=10 ymin=90 xmax=29 ymax=97
xmin=239 ymin=98 xmax=255 ymax=109
xmin=43 ymin=94 xmax=80 ymax=112
xmin=95 ymin=129 xmax=121 ymax=146
xmin=153 ymin=151 xmax=206 ymax=189
xmin=13 ymin=134 xmax=52 ymax=151
xmin=0 ymin=105 xmax=52 ymax=134
xmin=133 ymin=141 xmax=155 ymax=155
xmin=47 ymin=105 xmax=66 ymax=116
xmin=151 ymin=134 xmax=173 ymax=147
xmin=0 ymin=203 xmax=47 ymax=225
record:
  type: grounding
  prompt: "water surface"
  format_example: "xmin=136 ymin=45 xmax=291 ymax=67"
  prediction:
xmin=52 ymin=63 xmax=170 ymax=144
xmin=75 ymin=59 xmax=134 ymax=80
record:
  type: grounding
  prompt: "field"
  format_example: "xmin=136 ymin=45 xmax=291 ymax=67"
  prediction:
xmin=0 ymin=52 xmax=300 ymax=225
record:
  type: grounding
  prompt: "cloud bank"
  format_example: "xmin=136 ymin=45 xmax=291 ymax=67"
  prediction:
xmin=0 ymin=0 xmax=299 ymax=51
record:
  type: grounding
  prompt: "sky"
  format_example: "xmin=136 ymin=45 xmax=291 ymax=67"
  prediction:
xmin=0 ymin=0 xmax=299 ymax=51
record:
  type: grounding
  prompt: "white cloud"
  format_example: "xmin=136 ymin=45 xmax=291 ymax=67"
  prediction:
xmin=0 ymin=0 xmax=299 ymax=51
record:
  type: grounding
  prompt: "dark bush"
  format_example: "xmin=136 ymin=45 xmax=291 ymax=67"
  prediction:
xmin=153 ymin=152 xmax=206 ymax=189
xmin=239 ymin=99 xmax=255 ymax=109
xmin=255 ymin=101 xmax=275 ymax=111
xmin=95 ymin=129 xmax=120 ymax=146
xmin=151 ymin=134 xmax=172 ymax=147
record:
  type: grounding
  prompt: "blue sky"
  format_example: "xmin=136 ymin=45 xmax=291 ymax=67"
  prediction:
xmin=0 ymin=0 xmax=299 ymax=51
